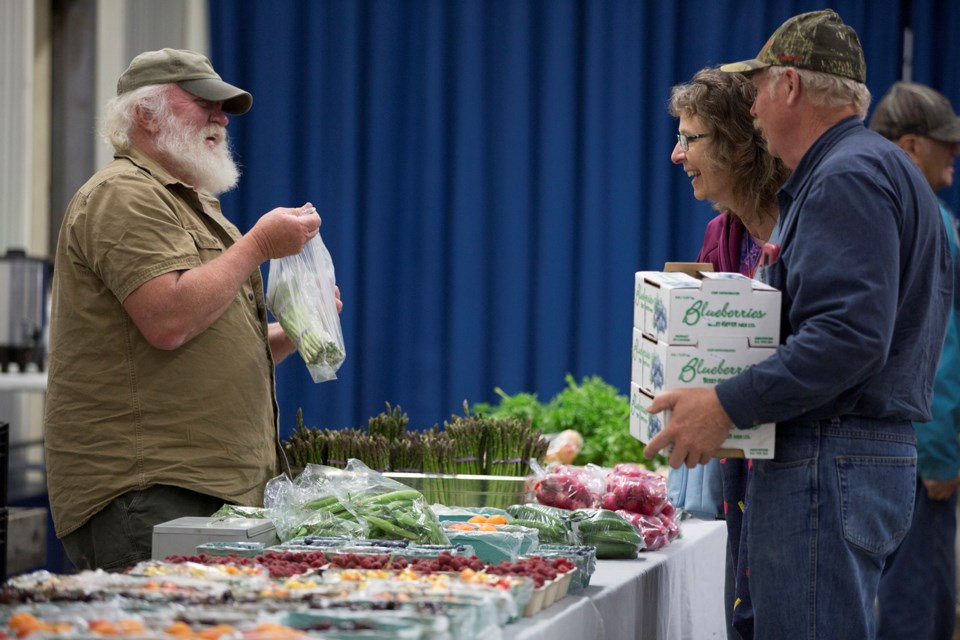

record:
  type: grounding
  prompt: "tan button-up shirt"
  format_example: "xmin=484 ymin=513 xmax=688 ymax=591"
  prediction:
xmin=44 ymin=147 xmax=283 ymax=538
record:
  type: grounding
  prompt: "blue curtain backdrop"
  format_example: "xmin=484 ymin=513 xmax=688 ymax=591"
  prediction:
xmin=207 ymin=0 xmax=960 ymax=437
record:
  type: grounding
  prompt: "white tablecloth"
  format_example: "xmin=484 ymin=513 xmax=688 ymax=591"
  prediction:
xmin=511 ymin=518 xmax=728 ymax=640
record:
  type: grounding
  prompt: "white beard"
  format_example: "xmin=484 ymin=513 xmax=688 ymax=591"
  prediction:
xmin=155 ymin=121 xmax=241 ymax=196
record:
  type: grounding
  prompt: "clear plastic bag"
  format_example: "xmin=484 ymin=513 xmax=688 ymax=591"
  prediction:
xmin=529 ymin=460 xmax=605 ymax=510
xmin=266 ymin=226 xmax=345 ymax=383
xmin=568 ymin=508 xmax=646 ymax=558
xmin=599 ymin=464 xmax=669 ymax=516
xmin=332 ymin=459 xmax=450 ymax=546
xmin=267 ymin=460 xmax=451 ymax=545
xmin=263 ymin=465 xmax=365 ymax=541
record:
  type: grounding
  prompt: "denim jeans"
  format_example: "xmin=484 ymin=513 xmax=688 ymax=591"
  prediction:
xmin=743 ymin=417 xmax=917 ymax=640
xmin=876 ymin=475 xmax=957 ymax=640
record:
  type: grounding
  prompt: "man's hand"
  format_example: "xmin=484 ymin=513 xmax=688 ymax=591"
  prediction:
xmin=922 ymin=476 xmax=960 ymax=501
xmin=247 ymin=202 xmax=322 ymax=262
xmin=643 ymin=387 xmax=734 ymax=468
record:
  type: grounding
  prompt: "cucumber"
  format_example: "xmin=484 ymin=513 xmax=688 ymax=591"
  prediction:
xmin=571 ymin=509 xmax=638 ymax=534
xmin=593 ymin=541 xmax=641 ymax=560
xmin=578 ymin=524 xmax=644 ymax=542
xmin=575 ymin=519 xmax=638 ymax=535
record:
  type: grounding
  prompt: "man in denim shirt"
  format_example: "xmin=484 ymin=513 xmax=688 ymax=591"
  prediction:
xmin=870 ymin=81 xmax=960 ymax=640
xmin=644 ymin=11 xmax=952 ymax=639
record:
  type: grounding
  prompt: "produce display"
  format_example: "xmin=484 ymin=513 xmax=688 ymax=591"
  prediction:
xmin=2 ymin=455 xmax=684 ymax=638
xmin=1 ymin=549 xmax=578 ymax=638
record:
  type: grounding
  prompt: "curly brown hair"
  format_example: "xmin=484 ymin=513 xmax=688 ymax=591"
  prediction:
xmin=669 ymin=67 xmax=789 ymax=224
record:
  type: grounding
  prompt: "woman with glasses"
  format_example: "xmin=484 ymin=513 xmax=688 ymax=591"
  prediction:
xmin=667 ymin=66 xmax=789 ymax=640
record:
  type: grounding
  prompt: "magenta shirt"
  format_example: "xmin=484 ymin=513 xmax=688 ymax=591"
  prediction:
xmin=696 ymin=211 xmax=761 ymax=276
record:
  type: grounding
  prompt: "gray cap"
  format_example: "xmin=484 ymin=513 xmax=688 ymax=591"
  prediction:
xmin=869 ymin=81 xmax=960 ymax=143
xmin=117 ymin=48 xmax=252 ymax=115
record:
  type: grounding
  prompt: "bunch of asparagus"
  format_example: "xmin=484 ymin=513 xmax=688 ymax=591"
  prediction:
xmin=270 ymin=278 xmax=345 ymax=368
xmin=282 ymin=403 xmax=549 ymax=507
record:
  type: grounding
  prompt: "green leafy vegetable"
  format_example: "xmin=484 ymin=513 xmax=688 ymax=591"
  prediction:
xmin=473 ymin=374 xmax=666 ymax=471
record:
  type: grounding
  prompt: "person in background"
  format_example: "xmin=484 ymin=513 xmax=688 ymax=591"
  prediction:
xmin=644 ymin=10 xmax=952 ymax=639
xmin=869 ymin=81 xmax=960 ymax=640
xmin=44 ymin=48 xmax=340 ymax=571
xmin=667 ymin=66 xmax=789 ymax=639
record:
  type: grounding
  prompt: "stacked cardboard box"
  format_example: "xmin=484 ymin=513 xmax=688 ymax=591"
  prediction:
xmin=629 ymin=268 xmax=780 ymax=459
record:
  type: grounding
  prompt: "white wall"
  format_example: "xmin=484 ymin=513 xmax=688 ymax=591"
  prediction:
xmin=0 ymin=0 xmax=209 ymax=501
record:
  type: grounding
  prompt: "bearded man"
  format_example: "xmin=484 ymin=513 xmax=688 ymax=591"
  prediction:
xmin=44 ymin=49 xmax=331 ymax=570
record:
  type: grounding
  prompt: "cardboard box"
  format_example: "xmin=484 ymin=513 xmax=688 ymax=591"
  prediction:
xmin=633 ymin=271 xmax=664 ymax=330
xmin=629 ymin=383 xmax=775 ymax=459
xmin=638 ymin=271 xmax=780 ymax=346
xmin=630 ymin=327 xmax=648 ymax=387
xmin=7 ymin=507 xmax=47 ymax=576
xmin=633 ymin=333 xmax=776 ymax=396
xmin=152 ymin=516 xmax=278 ymax=559
xmin=634 ymin=271 xmax=699 ymax=332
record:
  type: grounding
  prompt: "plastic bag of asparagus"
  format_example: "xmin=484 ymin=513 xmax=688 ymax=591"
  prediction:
xmin=266 ymin=218 xmax=346 ymax=383
xmin=263 ymin=464 xmax=365 ymax=541
xmin=268 ymin=459 xmax=450 ymax=545
xmin=331 ymin=459 xmax=451 ymax=546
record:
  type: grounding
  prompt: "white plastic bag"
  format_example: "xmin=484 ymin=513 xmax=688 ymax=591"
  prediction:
xmin=266 ymin=228 xmax=345 ymax=382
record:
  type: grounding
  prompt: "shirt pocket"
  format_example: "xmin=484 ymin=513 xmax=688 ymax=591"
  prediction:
xmin=188 ymin=229 xmax=225 ymax=263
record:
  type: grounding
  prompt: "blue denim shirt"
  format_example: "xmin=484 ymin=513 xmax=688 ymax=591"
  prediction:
xmin=717 ymin=117 xmax=952 ymax=427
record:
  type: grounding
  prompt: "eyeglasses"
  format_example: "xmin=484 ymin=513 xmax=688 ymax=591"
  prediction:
xmin=677 ymin=132 xmax=709 ymax=152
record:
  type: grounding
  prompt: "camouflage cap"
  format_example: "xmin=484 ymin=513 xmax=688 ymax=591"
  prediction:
xmin=117 ymin=48 xmax=252 ymax=115
xmin=869 ymin=82 xmax=960 ymax=143
xmin=720 ymin=9 xmax=866 ymax=83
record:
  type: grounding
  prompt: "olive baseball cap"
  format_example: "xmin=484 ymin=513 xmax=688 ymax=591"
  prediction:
xmin=117 ymin=48 xmax=252 ymax=115
xmin=869 ymin=82 xmax=960 ymax=143
xmin=720 ymin=9 xmax=866 ymax=83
